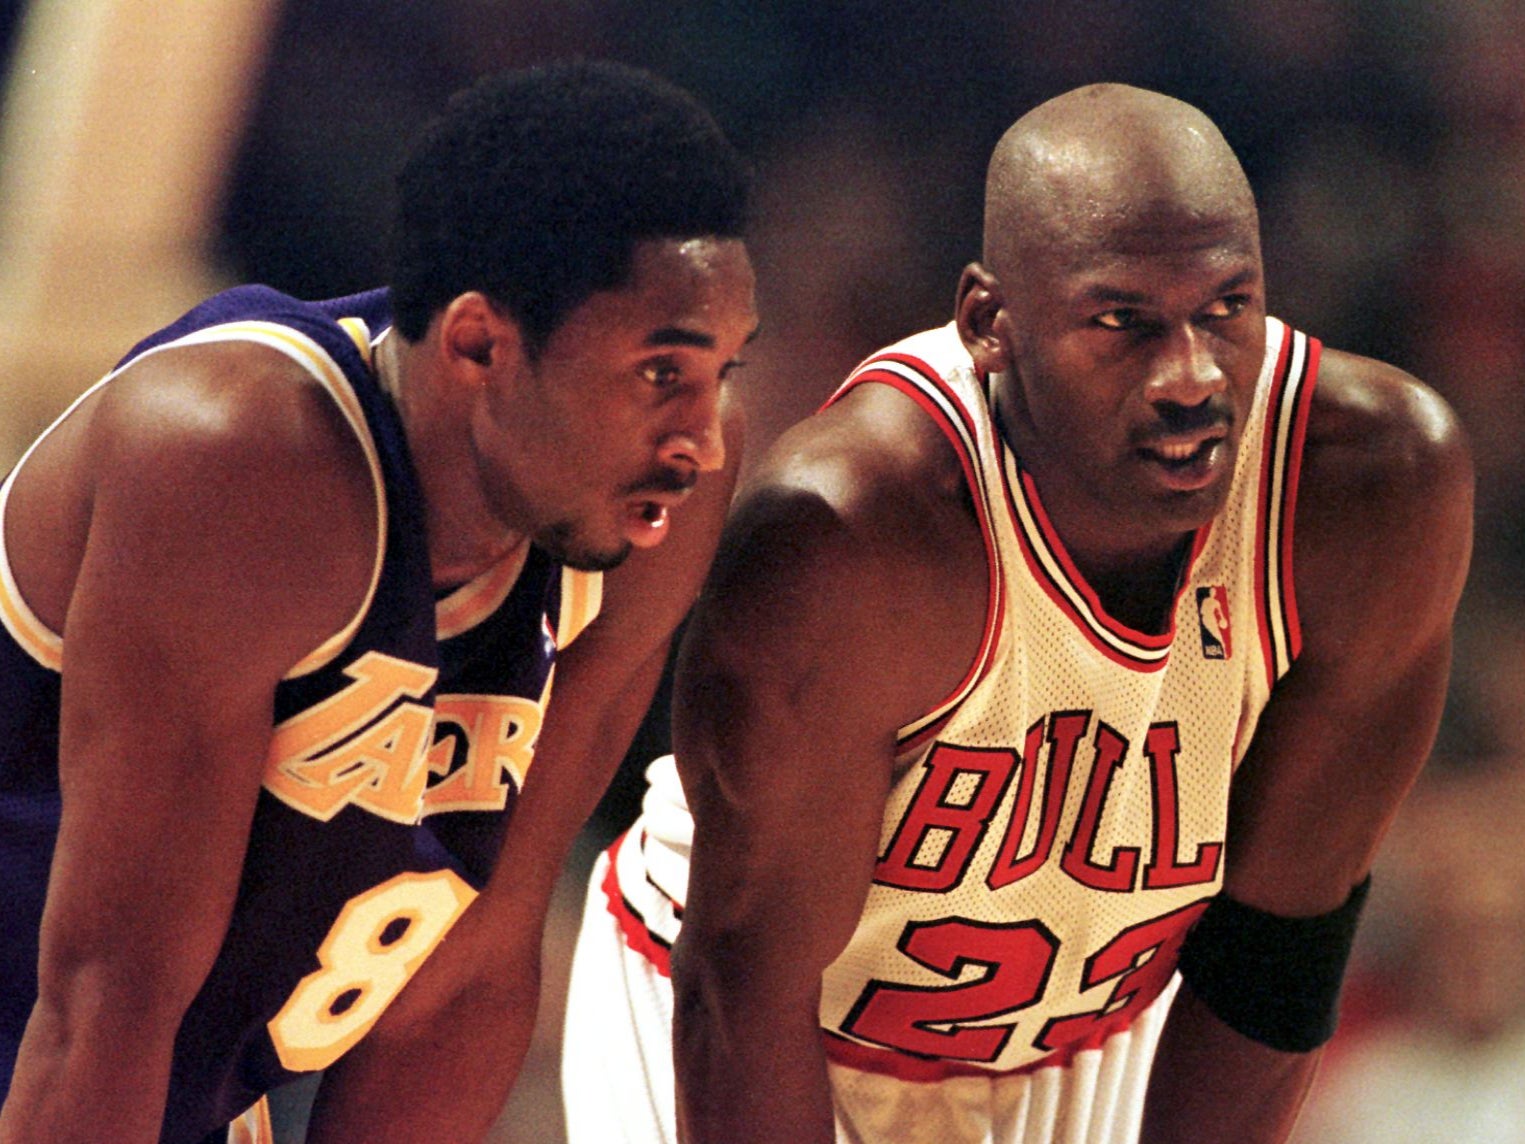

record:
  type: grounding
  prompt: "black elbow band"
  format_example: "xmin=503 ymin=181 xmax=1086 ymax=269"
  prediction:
xmin=1177 ymin=876 xmax=1371 ymax=1053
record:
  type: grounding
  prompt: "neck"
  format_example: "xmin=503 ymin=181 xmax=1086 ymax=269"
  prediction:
xmin=992 ymin=375 xmax=1195 ymax=633
xmin=431 ymin=533 xmax=531 ymax=593
xmin=378 ymin=330 xmax=531 ymax=590
xmin=1079 ymin=535 xmax=1193 ymax=634
xmin=1036 ymin=491 xmax=1195 ymax=634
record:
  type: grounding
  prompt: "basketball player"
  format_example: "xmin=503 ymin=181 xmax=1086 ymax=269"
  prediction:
xmin=561 ymin=84 xmax=1472 ymax=1143
xmin=0 ymin=62 xmax=756 ymax=1144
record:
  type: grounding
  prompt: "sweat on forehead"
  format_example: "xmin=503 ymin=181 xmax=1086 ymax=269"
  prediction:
xmin=983 ymin=84 xmax=1256 ymax=269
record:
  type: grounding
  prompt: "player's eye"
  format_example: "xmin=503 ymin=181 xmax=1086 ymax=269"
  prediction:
xmin=640 ymin=360 xmax=683 ymax=390
xmin=1094 ymin=309 xmax=1141 ymax=331
xmin=1202 ymin=295 xmax=1249 ymax=320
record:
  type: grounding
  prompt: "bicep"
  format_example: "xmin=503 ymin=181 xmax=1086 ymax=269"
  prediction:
xmin=675 ymin=633 xmax=899 ymax=978
xmin=1224 ymin=366 xmax=1473 ymax=914
xmin=1223 ymin=628 xmax=1454 ymax=913
xmin=55 ymin=477 xmax=292 ymax=870
xmin=48 ymin=567 xmax=282 ymax=1010
xmin=43 ymin=354 xmax=375 ymax=1004
xmin=672 ymin=476 xmax=981 ymax=980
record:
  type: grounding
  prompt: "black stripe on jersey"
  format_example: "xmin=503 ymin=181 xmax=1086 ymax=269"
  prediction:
xmin=833 ymin=352 xmax=1009 ymax=747
xmin=1255 ymin=325 xmax=1318 ymax=688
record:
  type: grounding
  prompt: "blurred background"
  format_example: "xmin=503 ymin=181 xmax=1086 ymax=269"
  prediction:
xmin=0 ymin=1 xmax=1520 ymax=1140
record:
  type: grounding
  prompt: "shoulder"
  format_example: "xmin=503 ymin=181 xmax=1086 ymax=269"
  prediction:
xmin=732 ymin=375 xmax=979 ymax=596
xmin=687 ymin=373 xmax=988 ymax=723
xmin=1295 ymin=348 xmax=1473 ymax=658
xmin=120 ymin=284 xmax=375 ymax=354
xmin=1304 ymin=349 xmax=1469 ymax=502
xmin=84 ymin=339 xmax=378 ymax=666
xmin=95 ymin=338 xmax=372 ymax=501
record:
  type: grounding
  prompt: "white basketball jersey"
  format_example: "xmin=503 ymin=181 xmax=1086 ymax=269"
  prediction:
xmin=814 ymin=317 xmax=1317 ymax=1079
xmin=604 ymin=316 xmax=1319 ymax=1084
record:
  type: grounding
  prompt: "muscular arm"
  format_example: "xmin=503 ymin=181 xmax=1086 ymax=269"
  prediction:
xmin=671 ymin=386 xmax=987 ymax=1144
xmin=1143 ymin=351 xmax=1474 ymax=1143
xmin=306 ymin=404 xmax=746 ymax=1143
xmin=0 ymin=346 xmax=376 ymax=1143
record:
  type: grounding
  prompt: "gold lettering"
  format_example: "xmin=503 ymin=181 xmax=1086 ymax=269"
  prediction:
xmin=265 ymin=652 xmax=439 ymax=823
xmin=423 ymin=694 xmax=545 ymax=815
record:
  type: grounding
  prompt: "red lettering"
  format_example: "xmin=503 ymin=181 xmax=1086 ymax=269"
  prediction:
xmin=883 ymin=715 xmax=1220 ymax=899
xmin=1037 ymin=899 xmax=1210 ymax=1053
xmin=874 ymin=744 xmax=1015 ymax=892
xmin=987 ymin=712 xmax=1089 ymax=890
xmin=1061 ymin=722 xmax=1140 ymax=892
xmin=1142 ymin=723 xmax=1223 ymax=889
xmin=842 ymin=918 xmax=1059 ymax=1062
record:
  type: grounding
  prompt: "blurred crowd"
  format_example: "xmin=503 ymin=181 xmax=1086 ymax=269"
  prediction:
xmin=216 ymin=0 xmax=1525 ymax=593
xmin=2 ymin=2 xmax=1523 ymax=1139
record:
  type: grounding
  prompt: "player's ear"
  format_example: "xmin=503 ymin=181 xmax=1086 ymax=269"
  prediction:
xmin=438 ymin=292 xmax=526 ymax=377
xmin=956 ymin=263 xmax=1011 ymax=376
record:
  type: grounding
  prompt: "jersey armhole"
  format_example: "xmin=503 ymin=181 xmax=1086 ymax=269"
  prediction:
xmin=0 ymin=465 xmax=68 ymax=671
xmin=0 ymin=320 xmax=389 ymax=680
xmin=555 ymin=567 xmax=604 ymax=649
xmin=1253 ymin=320 xmax=1321 ymax=692
xmin=827 ymin=352 xmax=1006 ymax=754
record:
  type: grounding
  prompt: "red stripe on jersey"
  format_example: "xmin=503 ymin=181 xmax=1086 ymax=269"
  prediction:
xmin=895 ymin=708 xmax=959 ymax=758
xmin=1002 ymin=466 xmax=1200 ymax=673
xmin=829 ymin=355 xmax=1007 ymax=749
xmin=602 ymin=830 xmax=673 ymax=977
xmin=1016 ymin=468 xmax=1192 ymax=655
xmin=833 ymin=365 xmax=983 ymax=497
xmin=1254 ymin=325 xmax=1296 ymax=692
xmin=1279 ymin=337 xmax=1320 ymax=662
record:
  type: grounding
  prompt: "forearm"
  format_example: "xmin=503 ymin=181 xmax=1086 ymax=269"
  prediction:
xmin=1 ymin=992 xmax=180 ymax=1143
xmin=1141 ymin=983 xmax=1319 ymax=1144
xmin=308 ymin=1013 xmax=535 ymax=1144
xmin=672 ymin=946 xmax=836 ymax=1144
xmin=676 ymin=1029 xmax=837 ymax=1143
xmin=313 ymin=636 xmax=670 ymax=1141
xmin=305 ymin=917 xmax=542 ymax=1144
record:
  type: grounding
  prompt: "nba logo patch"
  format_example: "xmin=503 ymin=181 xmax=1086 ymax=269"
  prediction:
xmin=1196 ymin=586 xmax=1231 ymax=660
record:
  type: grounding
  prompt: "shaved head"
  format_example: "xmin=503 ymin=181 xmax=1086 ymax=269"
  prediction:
xmin=984 ymin=84 xmax=1257 ymax=283
xmin=955 ymin=83 xmax=1269 ymax=563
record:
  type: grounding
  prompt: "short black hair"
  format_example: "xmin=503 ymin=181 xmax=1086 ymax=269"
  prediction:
xmin=390 ymin=60 xmax=750 ymax=351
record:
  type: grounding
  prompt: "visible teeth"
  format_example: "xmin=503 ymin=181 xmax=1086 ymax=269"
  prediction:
xmin=1156 ymin=441 xmax=1199 ymax=461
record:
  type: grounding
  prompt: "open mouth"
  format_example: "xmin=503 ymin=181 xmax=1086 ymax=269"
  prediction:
xmin=1137 ymin=434 xmax=1227 ymax=491
xmin=1145 ymin=436 xmax=1216 ymax=467
xmin=619 ymin=467 xmax=697 ymax=549
xmin=621 ymin=498 xmax=675 ymax=549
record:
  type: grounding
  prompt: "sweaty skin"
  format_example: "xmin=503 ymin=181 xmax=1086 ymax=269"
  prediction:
xmin=670 ymin=85 xmax=1470 ymax=1144
xmin=979 ymin=84 xmax=1266 ymax=587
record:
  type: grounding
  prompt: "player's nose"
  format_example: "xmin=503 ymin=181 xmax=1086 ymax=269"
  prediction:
xmin=1145 ymin=325 xmax=1226 ymax=408
xmin=659 ymin=390 xmax=725 ymax=474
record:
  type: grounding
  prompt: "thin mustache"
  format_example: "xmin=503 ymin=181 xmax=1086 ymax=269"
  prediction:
xmin=1133 ymin=401 xmax=1234 ymax=447
xmin=623 ymin=468 xmax=698 ymax=498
